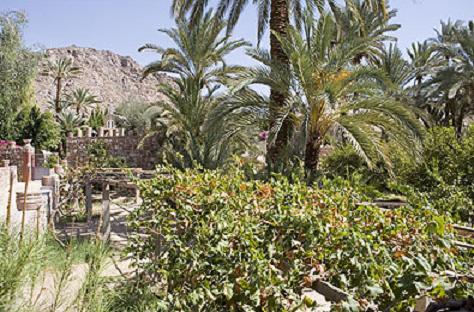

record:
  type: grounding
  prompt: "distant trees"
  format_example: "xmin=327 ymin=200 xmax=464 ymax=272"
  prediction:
xmin=113 ymin=98 xmax=155 ymax=134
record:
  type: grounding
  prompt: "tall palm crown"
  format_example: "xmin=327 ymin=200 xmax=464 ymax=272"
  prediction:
xmin=229 ymin=13 xmax=423 ymax=176
xmin=66 ymin=88 xmax=100 ymax=116
xmin=330 ymin=0 xmax=398 ymax=63
xmin=41 ymin=57 xmax=81 ymax=116
xmin=139 ymin=12 xmax=253 ymax=168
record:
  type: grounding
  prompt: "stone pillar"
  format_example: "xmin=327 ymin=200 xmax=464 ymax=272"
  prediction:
xmin=99 ymin=127 xmax=105 ymax=137
xmin=119 ymin=128 xmax=126 ymax=137
xmin=42 ymin=174 xmax=60 ymax=211
xmin=22 ymin=139 xmax=33 ymax=182
xmin=85 ymin=127 xmax=92 ymax=137
xmin=77 ymin=128 xmax=83 ymax=138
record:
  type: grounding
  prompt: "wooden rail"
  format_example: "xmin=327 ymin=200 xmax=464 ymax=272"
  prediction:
xmin=84 ymin=168 xmax=153 ymax=241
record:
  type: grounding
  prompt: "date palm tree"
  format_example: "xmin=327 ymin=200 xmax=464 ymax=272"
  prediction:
xmin=172 ymin=0 xmax=390 ymax=168
xmin=58 ymin=111 xmax=83 ymax=136
xmin=41 ymin=57 xmax=81 ymax=118
xmin=330 ymin=0 xmax=399 ymax=64
xmin=427 ymin=21 xmax=474 ymax=136
xmin=139 ymin=12 xmax=254 ymax=168
xmin=226 ymin=13 xmax=423 ymax=178
xmin=66 ymin=88 xmax=100 ymax=116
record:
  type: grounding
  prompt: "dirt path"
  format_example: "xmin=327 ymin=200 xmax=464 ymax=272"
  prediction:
xmin=17 ymin=196 xmax=139 ymax=312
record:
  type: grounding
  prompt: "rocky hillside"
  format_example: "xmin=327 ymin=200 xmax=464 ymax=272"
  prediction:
xmin=35 ymin=46 xmax=170 ymax=111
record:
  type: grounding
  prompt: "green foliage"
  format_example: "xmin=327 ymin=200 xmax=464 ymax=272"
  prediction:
xmin=66 ymin=88 xmax=100 ymax=116
xmin=45 ymin=154 xmax=60 ymax=169
xmin=13 ymin=106 xmax=61 ymax=150
xmin=87 ymin=141 xmax=124 ymax=168
xmin=0 ymin=224 xmax=44 ymax=311
xmin=398 ymin=126 xmax=474 ymax=223
xmin=140 ymin=12 xmax=255 ymax=169
xmin=128 ymin=165 xmax=474 ymax=311
xmin=0 ymin=11 xmax=38 ymax=140
xmin=87 ymin=107 xmax=107 ymax=131
xmin=41 ymin=56 xmax=81 ymax=116
xmin=407 ymin=126 xmax=473 ymax=192
xmin=113 ymin=98 xmax=155 ymax=133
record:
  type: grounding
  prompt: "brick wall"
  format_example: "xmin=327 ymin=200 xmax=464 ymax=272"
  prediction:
xmin=65 ymin=133 xmax=162 ymax=169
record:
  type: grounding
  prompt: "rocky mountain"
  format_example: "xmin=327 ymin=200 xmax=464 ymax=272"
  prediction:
xmin=35 ymin=46 xmax=170 ymax=111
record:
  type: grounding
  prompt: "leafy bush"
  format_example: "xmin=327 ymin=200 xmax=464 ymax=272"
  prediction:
xmin=320 ymin=143 xmax=413 ymax=195
xmin=396 ymin=126 xmax=474 ymax=223
xmin=128 ymin=165 xmax=474 ymax=311
xmin=45 ymin=154 xmax=60 ymax=169
xmin=87 ymin=107 xmax=106 ymax=131
xmin=87 ymin=141 xmax=124 ymax=168
xmin=401 ymin=126 xmax=474 ymax=196
xmin=14 ymin=106 xmax=61 ymax=150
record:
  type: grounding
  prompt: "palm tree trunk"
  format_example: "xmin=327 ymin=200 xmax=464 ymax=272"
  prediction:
xmin=55 ymin=78 xmax=62 ymax=117
xmin=55 ymin=78 xmax=65 ymax=157
xmin=266 ymin=0 xmax=291 ymax=167
xmin=304 ymin=131 xmax=322 ymax=179
xmin=456 ymin=103 xmax=466 ymax=139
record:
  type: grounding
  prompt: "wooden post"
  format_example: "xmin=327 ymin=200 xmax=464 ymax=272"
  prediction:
xmin=36 ymin=207 xmax=40 ymax=239
xmin=85 ymin=177 xmax=92 ymax=222
xmin=5 ymin=167 xmax=14 ymax=227
xmin=100 ymin=182 xmax=110 ymax=241
xmin=135 ymin=187 xmax=140 ymax=205
xmin=19 ymin=177 xmax=29 ymax=244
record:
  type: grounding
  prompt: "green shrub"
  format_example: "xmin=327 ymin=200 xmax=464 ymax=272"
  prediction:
xmin=128 ymin=165 xmax=474 ymax=311
xmin=401 ymin=126 xmax=474 ymax=194
xmin=87 ymin=141 xmax=125 ymax=168
xmin=14 ymin=106 xmax=61 ymax=150
xmin=396 ymin=126 xmax=474 ymax=223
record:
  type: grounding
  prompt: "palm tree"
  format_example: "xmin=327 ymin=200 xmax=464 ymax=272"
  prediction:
xmin=139 ymin=12 xmax=253 ymax=169
xmin=58 ymin=111 xmax=83 ymax=135
xmin=41 ymin=57 xmax=81 ymax=118
xmin=426 ymin=21 xmax=474 ymax=136
xmin=228 ymin=13 xmax=423 ymax=178
xmin=172 ymin=0 xmax=391 ymax=168
xmin=330 ymin=0 xmax=399 ymax=64
xmin=66 ymin=88 xmax=100 ymax=116
xmin=375 ymin=44 xmax=412 ymax=90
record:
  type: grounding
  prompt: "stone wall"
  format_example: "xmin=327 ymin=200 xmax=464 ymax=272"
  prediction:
xmin=0 ymin=164 xmax=55 ymax=234
xmin=65 ymin=128 xmax=161 ymax=169
xmin=0 ymin=142 xmax=41 ymax=182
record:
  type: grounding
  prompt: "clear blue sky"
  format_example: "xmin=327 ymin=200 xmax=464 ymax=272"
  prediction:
xmin=1 ymin=0 xmax=473 ymax=67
